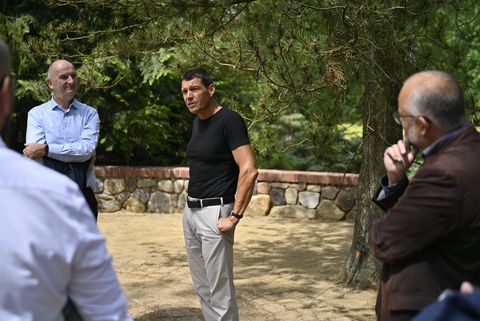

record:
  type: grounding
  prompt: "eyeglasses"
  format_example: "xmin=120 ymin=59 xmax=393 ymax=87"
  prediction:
xmin=393 ymin=111 xmax=417 ymax=125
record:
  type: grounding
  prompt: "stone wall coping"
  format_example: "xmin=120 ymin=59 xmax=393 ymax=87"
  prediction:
xmin=258 ymin=169 xmax=358 ymax=185
xmin=95 ymin=166 xmax=358 ymax=186
xmin=95 ymin=166 xmax=189 ymax=179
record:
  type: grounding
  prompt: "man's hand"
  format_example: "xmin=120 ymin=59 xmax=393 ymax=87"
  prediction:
xmin=23 ymin=143 xmax=47 ymax=159
xmin=217 ymin=216 xmax=239 ymax=233
xmin=384 ymin=140 xmax=418 ymax=186
xmin=460 ymin=281 xmax=476 ymax=294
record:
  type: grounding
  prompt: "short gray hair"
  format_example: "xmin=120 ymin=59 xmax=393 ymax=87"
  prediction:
xmin=406 ymin=71 xmax=466 ymax=130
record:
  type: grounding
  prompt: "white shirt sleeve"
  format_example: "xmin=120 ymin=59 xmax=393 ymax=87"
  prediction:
xmin=68 ymin=200 xmax=131 ymax=321
xmin=0 ymin=145 xmax=132 ymax=321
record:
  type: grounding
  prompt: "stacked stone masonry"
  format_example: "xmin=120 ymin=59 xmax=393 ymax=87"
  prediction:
xmin=94 ymin=166 xmax=359 ymax=221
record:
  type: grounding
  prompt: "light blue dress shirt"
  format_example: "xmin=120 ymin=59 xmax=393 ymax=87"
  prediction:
xmin=26 ymin=97 xmax=100 ymax=187
xmin=0 ymin=138 xmax=132 ymax=321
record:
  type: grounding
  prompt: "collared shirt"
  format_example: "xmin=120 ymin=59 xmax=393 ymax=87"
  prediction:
xmin=377 ymin=122 xmax=471 ymax=200
xmin=26 ymin=97 xmax=100 ymax=187
xmin=0 ymin=138 xmax=132 ymax=321
xmin=422 ymin=122 xmax=470 ymax=158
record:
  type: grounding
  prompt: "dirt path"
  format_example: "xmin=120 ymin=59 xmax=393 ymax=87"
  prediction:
xmin=99 ymin=213 xmax=376 ymax=321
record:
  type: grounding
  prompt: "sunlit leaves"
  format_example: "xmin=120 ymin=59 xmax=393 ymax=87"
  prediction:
xmin=139 ymin=48 xmax=175 ymax=85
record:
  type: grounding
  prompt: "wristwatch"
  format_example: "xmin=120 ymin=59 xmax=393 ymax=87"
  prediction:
xmin=231 ymin=212 xmax=243 ymax=220
xmin=44 ymin=144 xmax=49 ymax=156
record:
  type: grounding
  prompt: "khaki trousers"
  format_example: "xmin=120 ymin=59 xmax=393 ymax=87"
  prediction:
xmin=183 ymin=203 xmax=239 ymax=321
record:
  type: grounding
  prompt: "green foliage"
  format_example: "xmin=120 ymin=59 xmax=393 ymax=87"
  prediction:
xmin=460 ymin=15 xmax=480 ymax=125
xmin=139 ymin=49 xmax=176 ymax=85
xmin=408 ymin=2 xmax=480 ymax=125
xmin=76 ymin=55 xmax=191 ymax=166
xmin=251 ymin=111 xmax=362 ymax=172
xmin=0 ymin=0 xmax=192 ymax=165
xmin=1 ymin=0 xmax=480 ymax=172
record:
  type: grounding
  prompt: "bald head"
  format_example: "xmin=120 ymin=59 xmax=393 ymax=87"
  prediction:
xmin=400 ymin=70 xmax=466 ymax=130
xmin=46 ymin=59 xmax=78 ymax=108
xmin=47 ymin=59 xmax=75 ymax=80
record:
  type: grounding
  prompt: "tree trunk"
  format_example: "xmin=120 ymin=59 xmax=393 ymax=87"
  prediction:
xmin=340 ymin=47 xmax=401 ymax=289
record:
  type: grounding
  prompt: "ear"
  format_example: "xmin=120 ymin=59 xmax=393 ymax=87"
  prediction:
xmin=208 ymin=83 xmax=215 ymax=97
xmin=47 ymin=78 xmax=54 ymax=90
xmin=417 ymin=116 xmax=430 ymax=136
xmin=0 ymin=76 xmax=12 ymax=128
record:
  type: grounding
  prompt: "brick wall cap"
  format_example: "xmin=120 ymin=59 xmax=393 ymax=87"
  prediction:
xmin=95 ymin=166 xmax=358 ymax=186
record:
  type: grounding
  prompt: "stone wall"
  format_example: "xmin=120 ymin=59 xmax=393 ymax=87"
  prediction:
xmin=94 ymin=166 xmax=359 ymax=221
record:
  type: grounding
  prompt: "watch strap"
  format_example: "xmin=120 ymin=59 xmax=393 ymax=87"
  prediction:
xmin=231 ymin=212 xmax=243 ymax=219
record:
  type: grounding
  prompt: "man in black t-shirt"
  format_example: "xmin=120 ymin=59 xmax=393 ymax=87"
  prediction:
xmin=181 ymin=68 xmax=258 ymax=321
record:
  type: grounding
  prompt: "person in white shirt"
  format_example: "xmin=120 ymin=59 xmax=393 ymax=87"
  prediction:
xmin=0 ymin=40 xmax=132 ymax=321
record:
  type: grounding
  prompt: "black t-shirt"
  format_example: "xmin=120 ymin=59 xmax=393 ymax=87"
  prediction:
xmin=187 ymin=107 xmax=250 ymax=198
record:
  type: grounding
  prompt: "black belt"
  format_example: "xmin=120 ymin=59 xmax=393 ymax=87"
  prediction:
xmin=187 ymin=196 xmax=235 ymax=208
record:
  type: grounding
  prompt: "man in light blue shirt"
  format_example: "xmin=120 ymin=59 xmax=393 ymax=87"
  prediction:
xmin=23 ymin=59 xmax=100 ymax=220
xmin=0 ymin=40 xmax=132 ymax=321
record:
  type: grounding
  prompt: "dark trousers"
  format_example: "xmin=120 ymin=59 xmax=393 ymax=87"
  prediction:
xmin=43 ymin=157 xmax=97 ymax=221
xmin=83 ymin=187 xmax=98 ymax=221
xmin=388 ymin=310 xmax=419 ymax=321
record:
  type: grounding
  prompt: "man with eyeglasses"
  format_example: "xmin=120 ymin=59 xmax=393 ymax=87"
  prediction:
xmin=0 ymin=40 xmax=132 ymax=321
xmin=368 ymin=70 xmax=480 ymax=321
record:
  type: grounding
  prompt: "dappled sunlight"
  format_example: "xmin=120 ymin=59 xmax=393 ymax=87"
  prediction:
xmin=99 ymin=213 xmax=376 ymax=321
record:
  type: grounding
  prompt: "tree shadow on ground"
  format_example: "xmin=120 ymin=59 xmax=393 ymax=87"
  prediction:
xmin=105 ymin=214 xmax=375 ymax=321
xmin=135 ymin=307 xmax=203 ymax=321
xmin=231 ymin=219 xmax=376 ymax=320
xmin=235 ymin=219 xmax=352 ymax=285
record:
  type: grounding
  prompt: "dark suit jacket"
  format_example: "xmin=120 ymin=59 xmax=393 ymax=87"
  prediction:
xmin=369 ymin=125 xmax=480 ymax=321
